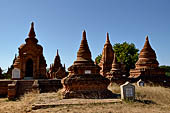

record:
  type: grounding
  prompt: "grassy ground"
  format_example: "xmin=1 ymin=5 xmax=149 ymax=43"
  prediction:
xmin=0 ymin=83 xmax=170 ymax=113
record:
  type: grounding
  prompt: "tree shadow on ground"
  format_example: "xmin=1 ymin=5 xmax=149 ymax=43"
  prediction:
xmin=135 ymin=99 xmax=156 ymax=104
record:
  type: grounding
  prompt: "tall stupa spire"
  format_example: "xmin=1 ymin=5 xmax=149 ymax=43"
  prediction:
xmin=98 ymin=32 xmax=114 ymax=76
xmin=75 ymin=30 xmax=92 ymax=64
xmin=111 ymin=53 xmax=120 ymax=71
xmin=105 ymin=32 xmax=111 ymax=44
xmin=57 ymin=49 xmax=59 ymax=56
xmin=28 ymin=22 xmax=36 ymax=38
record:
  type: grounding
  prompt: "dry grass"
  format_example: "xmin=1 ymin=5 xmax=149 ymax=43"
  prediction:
xmin=0 ymin=84 xmax=170 ymax=113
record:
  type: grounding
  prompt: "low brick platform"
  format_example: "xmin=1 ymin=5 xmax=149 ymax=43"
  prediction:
xmin=32 ymin=99 xmax=122 ymax=110
xmin=0 ymin=80 xmax=12 ymax=96
xmin=0 ymin=79 xmax=62 ymax=99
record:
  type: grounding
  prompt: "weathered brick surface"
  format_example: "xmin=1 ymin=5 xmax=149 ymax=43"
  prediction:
xmin=0 ymin=80 xmax=12 ymax=96
xmin=0 ymin=79 xmax=62 ymax=98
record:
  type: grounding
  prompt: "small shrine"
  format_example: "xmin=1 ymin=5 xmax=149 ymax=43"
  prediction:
xmin=98 ymin=33 xmax=114 ymax=76
xmin=106 ymin=53 xmax=127 ymax=84
xmin=62 ymin=30 xmax=114 ymax=99
xmin=13 ymin=22 xmax=47 ymax=79
xmin=48 ymin=50 xmax=67 ymax=79
xmin=130 ymin=36 xmax=165 ymax=83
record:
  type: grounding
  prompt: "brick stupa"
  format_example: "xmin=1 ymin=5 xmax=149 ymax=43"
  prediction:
xmin=48 ymin=50 xmax=67 ymax=79
xmin=98 ymin=33 xmax=114 ymax=76
xmin=130 ymin=36 xmax=165 ymax=83
xmin=62 ymin=30 xmax=114 ymax=99
xmin=13 ymin=22 xmax=47 ymax=79
xmin=106 ymin=53 xmax=127 ymax=84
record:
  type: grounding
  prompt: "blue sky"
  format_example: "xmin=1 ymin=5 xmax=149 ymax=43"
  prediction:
xmin=0 ymin=0 xmax=170 ymax=71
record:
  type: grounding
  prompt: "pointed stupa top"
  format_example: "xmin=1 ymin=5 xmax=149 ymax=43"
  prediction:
xmin=64 ymin=64 xmax=65 ymax=69
xmin=136 ymin=36 xmax=159 ymax=69
xmin=74 ymin=30 xmax=93 ymax=64
xmin=105 ymin=32 xmax=111 ymax=45
xmin=28 ymin=22 xmax=36 ymax=38
xmin=98 ymin=32 xmax=114 ymax=71
xmin=12 ymin=54 xmax=17 ymax=64
xmin=25 ymin=22 xmax=38 ymax=45
xmin=54 ymin=49 xmax=61 ymax=67
xmin=111 ymin=53 xmax=120 ymax=71
xmin=141 ymin=36 xmax=153 ymax=52
xmin=113 ymin=53 xmax=118 ymax=64
xmin=57 ymin=49 xmax=59 ymax=56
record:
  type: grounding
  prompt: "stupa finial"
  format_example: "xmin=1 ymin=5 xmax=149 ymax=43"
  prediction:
xmin=28 ymin=22 xmax=36 ymax=38
xmin=105 ymin=32 xmax=111 ymax=44
xmin=57 ymin=49 xmax=59 ymax=56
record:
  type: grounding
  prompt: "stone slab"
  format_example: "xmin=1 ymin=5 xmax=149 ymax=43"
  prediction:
xmin=32 ymin=99 xmax=122 ymax=110
xmin=12 ymin=68 xmax=20 ymax=79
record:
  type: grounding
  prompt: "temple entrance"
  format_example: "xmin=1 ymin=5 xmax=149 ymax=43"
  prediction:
xmin=25 ymin=59 xmax=33 ymax=77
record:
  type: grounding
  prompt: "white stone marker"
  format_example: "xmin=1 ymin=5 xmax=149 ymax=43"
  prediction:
xmin=12 ymin=68 xmax=20 ymax=79
xmin=85 ymin=70 xmax=91 ymax=74
xmin=120 ymin=82 xmax=135 ymax=100
xmin=137 ymin=79 xmax=145 ymax=87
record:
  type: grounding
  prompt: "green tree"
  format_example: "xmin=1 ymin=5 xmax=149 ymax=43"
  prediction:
xmin=113 ymin=42 xmax=139 ymax=72
xmin=160 ymin=65 xmax=170 ymax=76
xmin=95 ymin=42 xmax=139 ymax=73
xmin=95 ymin=54 xmax=102 ymax=64
xmin=0 ymin=69 xmax=11 ymax=79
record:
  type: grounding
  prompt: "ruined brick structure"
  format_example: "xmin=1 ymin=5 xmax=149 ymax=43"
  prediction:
xmin=48 ymin=50 xmax=67 ymax=79
xmin=98 ymin=33 xmax=114 ymax=76
xmin=130 ymin=36 xmax=166 ymax=84
xmin=99 ymin=34 xmax=126 ymax=84
xmin=106 ymin=53 xmax=127 ymax=84
xmin=62 ymin=30 xmax=114 ymax=99
xmin=13 ymin=22 xmax=47 ymax=79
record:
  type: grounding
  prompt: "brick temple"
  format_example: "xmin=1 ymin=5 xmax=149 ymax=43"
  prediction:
xmin=48 ymin=49 xmax=67 ymax=79
xmin=0 ymin=23 xmax=62 ymax=99
xmin=99 ymin=34 xmax=126 ymax=84
xmin=13 ymin=22 xmax=47 ymax=79
xmin=62 ymin=30 xmax=114 ymax=99
xmin=130 ymin=36 xmax=166 ymax=84
xmin=106 ymin=53 xmax=127 ymax=84
xmin=98 ymin=33 xmax=114 ymax=76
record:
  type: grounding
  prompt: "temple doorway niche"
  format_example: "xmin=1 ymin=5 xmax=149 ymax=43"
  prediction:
xmin=25 ymin=59 xmax=33 ymax=77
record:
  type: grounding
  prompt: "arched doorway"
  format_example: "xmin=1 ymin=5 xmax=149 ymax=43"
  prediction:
xmin=25 ymin=59 xmax=33 ymax=77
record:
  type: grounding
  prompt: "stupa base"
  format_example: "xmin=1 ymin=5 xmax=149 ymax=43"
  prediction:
xmin=62 ymin=74 xmax=118 ymax=99
xmin=62 ymin=90 xmax=116 ymax=99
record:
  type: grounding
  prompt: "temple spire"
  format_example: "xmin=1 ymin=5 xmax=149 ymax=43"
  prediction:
xmin=82 ymin=30 xmax=86 ymax=40
xmin=28 ymin=22 xmax=36 ymax=38
xmin=113 ymin=53 xmax=118 ymax=64
xmin=146 ymin=35 xmax=148 ymax=41
xmin=111 ymin=53 xmax=120 ymax=71
xmin=54 ymin=49 xmax=61 ymax=66
xmin=75 ymin=30 xmax=92 ymax=63
xmin=105 ymin=32 xmax=111 ymax=44
xmin=57 ymin=49 xmax=59 ymax=56
xmin=64 ymin=64 xmax=66 ymax=69
xmin=143 ymin=35 xmax=152 ymax=50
